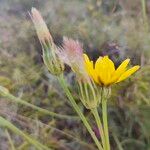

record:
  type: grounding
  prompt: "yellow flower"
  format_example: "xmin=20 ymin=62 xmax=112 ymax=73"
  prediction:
xmin=84 ymin=54 xmax=140 ymax=86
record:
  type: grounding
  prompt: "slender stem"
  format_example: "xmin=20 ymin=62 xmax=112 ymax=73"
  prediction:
xmin=102 ymin=97 xmax=110 ymax=150
xmin=58 ymin=74 xmax=103 ymax=150
xmin=112 ymin=132 xmax=124 ymax=150
xmin=141 ymin=0 xmax=148 ymax=31
xmin=141 ymin=0 xmax=147 ymax=21
xmin=0 ymin=116 xmax=50 ymax=150
xmin=5 ymin=129 xmax=16 ymax=150
xmin=91 ymin=108 xmax=106 ymax=150
xmin=17 ymin=142 xmax=29 ymax=150
xmin=2 ymin=93 xmax=77 ymax=120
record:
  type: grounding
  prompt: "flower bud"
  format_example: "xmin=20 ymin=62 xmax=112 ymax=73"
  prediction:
xmin=31 ymin=7 xmax=53 ymax=45
xmin=78 ymin=79 xmax=101 ymax=109
xmin=43 ymin=45 xmax=64 ymax=75
xmin=31 ymin=8 xmax=64 ymax=75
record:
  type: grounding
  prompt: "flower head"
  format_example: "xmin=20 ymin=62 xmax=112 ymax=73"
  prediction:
xmin=58 ymin=37 xmax=86 ymax=77
xmin=84 ymin=54 xmax=140 ymax=86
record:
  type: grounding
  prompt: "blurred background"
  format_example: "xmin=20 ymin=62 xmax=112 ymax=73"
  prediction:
xmin=0 ymin=0 xmax=150 ymax=149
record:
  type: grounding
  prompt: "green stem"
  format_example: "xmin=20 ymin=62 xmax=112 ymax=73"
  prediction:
xmin=2 ymin=93 xmax=77 ymax=120
xmin=141 ymin=0 xmax=148 ymax=31
xmin=112 ymin=132 xmax=124 ymax=150
xmin=102 ymin=98 xmax=110 ymax=150
xmin=91 ymin=108 xmax=106 ymax=150
xmin=0 ymin=116 xmax=51 ymax=150
xmin=141 ymin=0 xmax=147 ymax=21
xmin=5 ymin=129 xmax=16 ymax=150
xmin=17 ymin=142 xmax=29 ymax=150
xmin=58 ymin=74 xmax=103 ymax=150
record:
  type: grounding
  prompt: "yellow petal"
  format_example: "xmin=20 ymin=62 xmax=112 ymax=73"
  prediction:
xmin=95 ymin=56 xmax=115 ymax=85
xmin=105 ymin=56 xmax=115 ymax=85
xmin=83 ymin=54 xmax=93 ymax=75
xmin=110 ymin=59 xmax=130 ymax=83
xmin=101 ymin=56 xmax=111 ymax=85
xmin=95 ymin=56 xmax=104 ymax=69
xmin=95 ymin=56 xmax=105 ymax=84
xmin=106 ymin=56 xmax=115 ymax=74
xmin=116 ymin=65 xmax=140 ymax=83
xmin=91 ymin=72 xmax=99 ymax=84
xmin=83 ymin=54 xmax=99 ymax=83
xmin=83 ymin=54 xmax=90 ymax=62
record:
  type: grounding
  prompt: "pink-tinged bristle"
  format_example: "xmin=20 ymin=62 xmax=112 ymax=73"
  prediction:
xmin=58 ymin=37 xmax=88 ymax=77
xmin=31 ymin=7 xmax=52 ymax=44
xmin=31 ymin=8 xmax=44 ymax=23
xmin=63 ymin=37 xmax=83 ymax=55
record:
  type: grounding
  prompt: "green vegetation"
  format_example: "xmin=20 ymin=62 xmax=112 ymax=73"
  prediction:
xmin=0 ymin=0 xmax=150 ymax=149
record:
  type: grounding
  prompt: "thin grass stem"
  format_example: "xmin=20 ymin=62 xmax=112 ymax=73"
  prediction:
xmin=5 ymin=129 xmax=16 ymax=150
xmin=1 ymin=93 xmax=78 ymax=120
xmin=141 ymin=0 xmax=149 ymax=31
xmin=0 ymin=116 xmax=51 ymax=150
xmin=112 ymin=132 xmax=124 ymax=150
